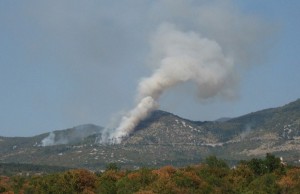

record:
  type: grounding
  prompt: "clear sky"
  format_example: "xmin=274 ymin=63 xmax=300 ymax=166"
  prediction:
xmin=1 ymin=0 xmax=300 ymax=137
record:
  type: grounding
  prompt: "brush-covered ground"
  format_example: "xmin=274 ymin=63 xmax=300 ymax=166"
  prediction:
xmin=0 ymin=154 xmax=299 ymax=194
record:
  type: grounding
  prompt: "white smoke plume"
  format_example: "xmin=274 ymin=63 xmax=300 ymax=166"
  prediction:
xmin=111 ymin=96 xmax=159 ymax=139
xmin=107 ymin=23 xmax=237 ymax=143
xmin=41 ymin=131 xmax=71 ymax=146
xmin=41 ymin=132 xmax=57 ymax=146
xmin=240 ymin=124 xmax=252 ymax=139
xmin=97 ymin=1 xmax=271 ymax=144
xmin=41 ymin=124 xmax=102 ymax=146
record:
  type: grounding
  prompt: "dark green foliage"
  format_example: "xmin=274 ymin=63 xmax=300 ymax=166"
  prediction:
xmin=265 ymin=153 xmax=283 ymax=173
xmin=97 ymin=178 xmax=117 ymax=194
xmin=205 ymin=155 xmax=229 ymax=169
xmin=247 ymin=174 xmax=280 ymax=194
xmin=242 ymin=153 xmax=284 ymax=176
xmin=247 ymin=158 xmax=268 ymax=175
xmin=0 ymin=186 xmax=6 ymax=193
xmin=105 ymin=163 xmax=120 ymax=171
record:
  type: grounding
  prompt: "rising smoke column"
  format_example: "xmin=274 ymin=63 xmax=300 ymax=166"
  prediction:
xmin=108 ymin=23 xmax=237 ymax=143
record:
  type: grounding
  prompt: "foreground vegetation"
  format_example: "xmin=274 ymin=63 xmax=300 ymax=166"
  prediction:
xmin=0 ymin=154 xmax=299 ymax=194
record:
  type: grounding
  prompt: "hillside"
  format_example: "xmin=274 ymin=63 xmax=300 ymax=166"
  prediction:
xmin=0 ymin=99 xmax=299 ymax=170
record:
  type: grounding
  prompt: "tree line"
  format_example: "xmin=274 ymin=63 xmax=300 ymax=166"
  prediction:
xmin=0 ymin=154 xmax=299 ymax=193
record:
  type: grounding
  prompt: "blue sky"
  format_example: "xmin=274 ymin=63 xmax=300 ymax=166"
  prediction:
xmin=1 ymin=0 xmax=300 ymax=137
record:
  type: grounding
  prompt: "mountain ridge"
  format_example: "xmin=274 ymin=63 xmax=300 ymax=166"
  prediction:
xmin=0 ymin=98 xmax=299 ymax=170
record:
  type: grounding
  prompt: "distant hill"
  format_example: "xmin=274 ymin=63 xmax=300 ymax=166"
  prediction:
xmin=0 ymin=99 xmax=300 ymax=170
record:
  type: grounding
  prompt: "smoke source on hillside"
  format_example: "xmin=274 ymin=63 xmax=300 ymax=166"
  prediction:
xmin=99 ymin=1 xmax=270 ymax=144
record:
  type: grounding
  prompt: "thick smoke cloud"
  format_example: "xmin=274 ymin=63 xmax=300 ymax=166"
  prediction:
xmin=100 ymin=0 xmax=270 ymax=143
xmin=106 ymin=23 xmax=236 ymax=143
xmin=139 ymin=24 xmax=236 ymax=100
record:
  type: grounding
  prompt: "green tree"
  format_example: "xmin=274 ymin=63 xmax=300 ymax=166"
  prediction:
xmin=246 ymin=174 xmax=280 ymax=194
xmin=247 ymin=158 xmax=268 ymax=176
xmin=245 ymin=154 xmax=284 ymax=176
xmin=26 ymin=169 xmax=97 ymax=194
xmin=205 ymin=156 xmax=229 ymax=169
xmin=105 ymin=163 xmax=120 ymax=171
xmin=265 ymin=153 xmax=283 ymax=173
xmin=226 ymin=164 xmax=255 ymax=193
xmin=97 ymin=170 xmax=125 ymax=194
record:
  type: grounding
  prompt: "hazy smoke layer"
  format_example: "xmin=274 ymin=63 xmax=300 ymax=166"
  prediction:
xmin=108 ymin=23 xmax=236 ymax=143
xmin=41 ymin=124 xmax=102 ymax=146
xmin=41 ymin=132 xmax=57 ymax=146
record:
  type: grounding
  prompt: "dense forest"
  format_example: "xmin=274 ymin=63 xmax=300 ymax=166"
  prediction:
xmin=0 ymin=154 xmax=299 ymax=194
